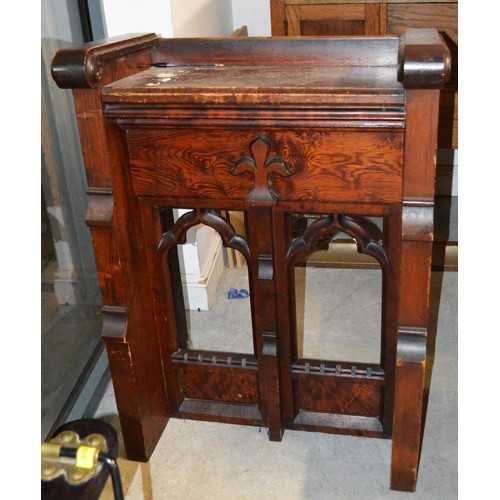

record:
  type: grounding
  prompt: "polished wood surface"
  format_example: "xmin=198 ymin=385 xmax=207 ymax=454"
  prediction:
xmin=52 ymin=29 xmax=449 ymax=492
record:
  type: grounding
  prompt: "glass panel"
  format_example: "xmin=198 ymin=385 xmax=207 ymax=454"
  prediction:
xmin=42 ymin=7 xmax=104 ymax=440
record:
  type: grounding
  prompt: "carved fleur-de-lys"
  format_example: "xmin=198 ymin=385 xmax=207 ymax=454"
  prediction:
xmin=230 ymin=136 xmax=292 ymax=206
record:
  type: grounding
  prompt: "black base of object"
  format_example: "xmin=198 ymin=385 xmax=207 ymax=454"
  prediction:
xmin=42 ymin=419 xmax=120 ymax=500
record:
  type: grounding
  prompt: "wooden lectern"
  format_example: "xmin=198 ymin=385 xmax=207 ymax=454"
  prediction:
xmin=52 ymin=29 xmax=450 ymax=491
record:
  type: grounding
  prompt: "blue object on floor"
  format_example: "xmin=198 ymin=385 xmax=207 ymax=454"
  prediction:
xmin=227 ymin=288 xmax=250 ymax=299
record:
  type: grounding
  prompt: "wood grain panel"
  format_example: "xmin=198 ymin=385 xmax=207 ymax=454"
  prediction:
xmin=127 ymin=128 xmax=403 ymax=205
xmin=127 ymin=128 xmax=251 ymax=200
xmin=285 ymin=3 xmax=382 ymax=36
xmin=177 ymin=365 xmax=259 ymax=404
xmin=387 ymin=3 xmax=457 ymax=43
xmin=273 ymin=129 xmax=403 ymax=204
xmin=287 ymin=4 xmax=367 ymax=36
xmin=295 ymin=375 xmax=383 ymax=416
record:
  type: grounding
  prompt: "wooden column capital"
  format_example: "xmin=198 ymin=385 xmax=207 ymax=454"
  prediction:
xmin=398 ymin=28 xmax=451 ymax=89
xmin=51 ymin=33 xmax=158 ymax=89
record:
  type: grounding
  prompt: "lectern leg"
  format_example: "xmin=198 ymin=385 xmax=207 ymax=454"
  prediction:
xmin=390 ymin=326 xmax=427 ymax=491
xmin=390 ymin=234 xmax=433 ymax=491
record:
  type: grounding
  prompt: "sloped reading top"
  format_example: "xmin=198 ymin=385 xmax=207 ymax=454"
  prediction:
xmin=101 ymin=64 xmax=405 ymax=107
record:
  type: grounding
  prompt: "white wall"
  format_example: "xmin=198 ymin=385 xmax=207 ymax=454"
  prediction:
xmin=232 ymin=0 xmax=271 ymax=36
xmin=101 ymin=0 xmax=270 ymax=38
xmin=171 ymin=0 xmax=234 ymax=37
xmin=102 ymin=0 xmax=173 ymax=37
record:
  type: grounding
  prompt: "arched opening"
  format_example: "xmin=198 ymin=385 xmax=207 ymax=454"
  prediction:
xmin=163 ymin=208 xmax=254 ymax=355
xmin=289 ymin=214 xmax=386 ymax=365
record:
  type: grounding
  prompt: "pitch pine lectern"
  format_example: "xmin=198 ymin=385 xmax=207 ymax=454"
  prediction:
xmin=52 ymin=29 xmax=450 ymax=492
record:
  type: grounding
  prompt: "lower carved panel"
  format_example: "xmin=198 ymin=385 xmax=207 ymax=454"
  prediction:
xmin=172 ymin=349 xmax=259 ymax=405
xmin=292 ymin=359 xmax=384 ymax=428
xmin=293 ymin=374 xmax=383 ymax=417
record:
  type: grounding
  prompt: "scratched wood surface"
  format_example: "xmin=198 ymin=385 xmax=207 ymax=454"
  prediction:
xmin=103 ymin=65 xmax=404 ymax=107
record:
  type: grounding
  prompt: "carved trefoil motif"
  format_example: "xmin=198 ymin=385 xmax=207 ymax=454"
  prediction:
xmin=286 ymin=214 xmax=388 ymax=269
xmin=157 ymin=208 xmax=250 ymax=260
xmin=231 ymin=136 xmax=292 ymax=205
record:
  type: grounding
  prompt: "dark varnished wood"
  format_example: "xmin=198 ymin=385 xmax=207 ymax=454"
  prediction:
xmin=51 ymin=33 xmax=158 ymax=89
xmin=245 ymin=207 xmax=284 ymax=441
xmin=292 ymin=359 xmax=384 ymax=417
xmin=124 ymin=128 xmax=404 ymax=204
xmin=398 ymin=29 xmax=451 ymax=89
xmin=157 ymin=208 xmax=250 ymax=259
xmin=103 ymin=65 xmax=405 ymax=106
xmin=51 ymin=29 xmax=449 ymax=492
xmin=53 ymin=34 xmax=171 ymax=463
xmin=152 ymin=36 xmax=399 ymax=68
xmin=286 ymin=214 xmax=388 ymax=265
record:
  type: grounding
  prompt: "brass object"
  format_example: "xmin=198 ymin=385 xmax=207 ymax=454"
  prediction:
xmin=41 ymin=430 xmax=108 ymax=485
